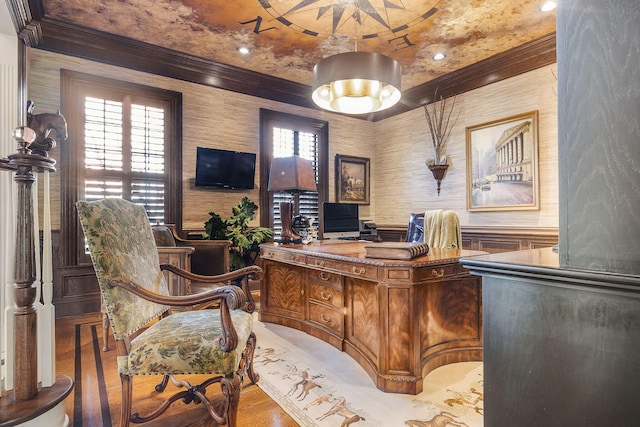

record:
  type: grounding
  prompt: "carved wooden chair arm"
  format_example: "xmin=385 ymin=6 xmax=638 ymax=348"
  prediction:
xmin=159 ymin=264 xmax=262 ymax=283
xmin=109 ymin=277 xmax=246 ymax=352
xmin=160 ymin=264 xmax=262 ymax=312
xmin=109 ymin=276 xmax=247 ymax=309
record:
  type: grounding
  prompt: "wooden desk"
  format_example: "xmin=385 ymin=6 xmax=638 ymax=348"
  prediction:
xmin=259 ymin=240 xmax=485 ymax=394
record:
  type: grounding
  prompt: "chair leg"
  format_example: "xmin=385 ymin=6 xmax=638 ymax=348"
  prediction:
xmin=120 ymin=373 xmax=133 ymax=427
xmin=221 ymin=374 xmax=241 ymax=427
xmin=102 ymin=312 xmax=110 ymax=352
xmin=155 ymin=375 xmax=170 ymax=392
xmin=244 ymin=332 xmax=259 ymax=384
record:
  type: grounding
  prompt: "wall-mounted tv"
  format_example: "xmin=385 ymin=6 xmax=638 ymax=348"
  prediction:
xmin=195 ymin=147 xmax=256 ymax=190
xmin=322 ymin=202 xmax=360 ymax=240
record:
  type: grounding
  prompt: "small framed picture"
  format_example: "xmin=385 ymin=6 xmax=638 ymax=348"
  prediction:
xmin=335 ymin=154 xmax=370 ymax=205
xmin=466 ymin=111 xmax=540 ymax=211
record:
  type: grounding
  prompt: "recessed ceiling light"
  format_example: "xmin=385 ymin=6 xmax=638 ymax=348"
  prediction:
xmin=433 ymin=53 xmax=446 ymax=61
xmin=541 ymin=1 xmax=557 ymax=12
xmin=237 ymin=46 xmax=250 ymax=55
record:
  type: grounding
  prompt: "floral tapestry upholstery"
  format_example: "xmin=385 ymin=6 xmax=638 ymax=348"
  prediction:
xmin=76 ymin=199 xmax=170 ymax=340
xmin=118 ymin=309 xmax=253 ymax=376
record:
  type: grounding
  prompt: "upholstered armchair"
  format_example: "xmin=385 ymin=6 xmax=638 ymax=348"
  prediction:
xmin=152 ymin=223 xmax=232 ymax=294
xmin=155 ymin=224 xmax=231 ymax=274
xmin=77 ymin=198 xmax=261 ymax=427
xmin=100 ymin=226 xmax=195 ymax=352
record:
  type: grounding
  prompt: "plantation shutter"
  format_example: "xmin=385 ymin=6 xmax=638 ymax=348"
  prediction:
xmin=272 ymin=127 xmax=319 ymax=239
xmin=83 ymin=96 xmax=166 ymax=224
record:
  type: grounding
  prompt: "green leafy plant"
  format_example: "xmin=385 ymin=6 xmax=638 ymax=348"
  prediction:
xmin=203 ymin=196 xmax=274 ymax=270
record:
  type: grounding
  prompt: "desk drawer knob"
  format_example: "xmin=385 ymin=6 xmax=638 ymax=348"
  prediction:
xmin=320 ymin=291 xmax=332 ymax=301
xmin=320 ymin=272 xmax=331 ymax=281
xmin=315 ymin=260 xmax=325 ymax=267
xmin=432 ymin=268 xmax=445 ymax=277
xmin=320 ymin=313 xmax=332 ymax=323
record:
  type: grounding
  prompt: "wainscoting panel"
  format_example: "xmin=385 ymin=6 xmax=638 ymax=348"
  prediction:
xmin=377 ymin=225 xmax=558 ymax=254
xmin=54 ymin=266 xmax=101 ymax=318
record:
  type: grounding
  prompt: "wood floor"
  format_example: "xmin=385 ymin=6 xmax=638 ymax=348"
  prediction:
xmin=55 ymin=313 xmax=299 ymax=426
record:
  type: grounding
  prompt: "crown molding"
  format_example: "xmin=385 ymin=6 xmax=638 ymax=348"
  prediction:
xmin=5 ymin=0 xmax=43 ymax=45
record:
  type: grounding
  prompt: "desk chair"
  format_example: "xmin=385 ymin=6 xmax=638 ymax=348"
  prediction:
xmin=406 ymin=210 xmax=462 ymax=249
xmin=406 ymin=213 xmax=425 ymax=243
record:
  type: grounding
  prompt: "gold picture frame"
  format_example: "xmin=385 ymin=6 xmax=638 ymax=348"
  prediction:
xmin=466 ymin=111 xmax=540 ymax=211
xmin=336 ymin=154 xmax=370 ymax=205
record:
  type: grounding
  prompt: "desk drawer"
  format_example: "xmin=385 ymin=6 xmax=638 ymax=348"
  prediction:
xmin=427 ymin=264 xmax=456 ymax=279
xmin=308 ymin=301 xmax=344 ymax=335
xmin=308 ymin=269 xmax=342 ymax=288
xmin=308 ymin=257 xmax=378 ymax=280
xmin=308 ymin=282 xmax=343 ymax=309
xmin=416 ymin=263 xmax=457 ymax=281
xmin=262 ymin=248 xmax=306 ymax=265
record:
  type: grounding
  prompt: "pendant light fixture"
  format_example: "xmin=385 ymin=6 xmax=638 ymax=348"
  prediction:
xmin=312 ymin=51 xmax=402 ymax=115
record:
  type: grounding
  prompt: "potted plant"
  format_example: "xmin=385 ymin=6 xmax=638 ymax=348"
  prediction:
xmin=423 ymin=89 xmax=460 ymax=194
xmin=203 ymin=196 xmax=274 ymax=270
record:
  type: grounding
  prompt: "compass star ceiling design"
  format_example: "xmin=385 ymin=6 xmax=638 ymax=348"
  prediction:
xmin=42 ymin=0 xmax=556 ymax=92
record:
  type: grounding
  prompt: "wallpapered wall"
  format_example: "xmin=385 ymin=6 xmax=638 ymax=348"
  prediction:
xmin=27 ymin=48 xmax=558 ymax=231
xmin=372 ymin=64 xmax=558 ymax=228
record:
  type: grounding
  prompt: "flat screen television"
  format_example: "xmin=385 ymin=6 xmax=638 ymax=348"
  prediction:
xmin=195 ymin=147 xmax=256 ymax=189
xmin=322 ymin=202 xmax=360 ymax=240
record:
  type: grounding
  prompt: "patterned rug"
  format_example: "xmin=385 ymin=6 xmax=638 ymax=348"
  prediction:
xmin=253 ymin=318 xmax=484 ymax=427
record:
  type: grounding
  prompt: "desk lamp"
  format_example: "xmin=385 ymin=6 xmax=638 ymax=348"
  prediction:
xmin=268 ymin=156 xmax=317 ymax=243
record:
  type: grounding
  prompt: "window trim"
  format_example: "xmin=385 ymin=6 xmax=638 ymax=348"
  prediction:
xmin=60 ymin=70 xmax=182 ymax=266
xmin=259 ymin=109 xmax=329 ymax=228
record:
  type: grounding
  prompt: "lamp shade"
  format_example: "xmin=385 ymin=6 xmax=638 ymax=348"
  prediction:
xmin=312 ymin=51 xmax=402 ymax=115
xmin=268 ymin=156 xmax=317 ymax=193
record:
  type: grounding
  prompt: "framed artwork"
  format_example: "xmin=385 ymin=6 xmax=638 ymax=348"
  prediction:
xmin=466 ymin=111 xmax=539 ymax=211
xmin=336 ymin=154 xmax=370 ymax=205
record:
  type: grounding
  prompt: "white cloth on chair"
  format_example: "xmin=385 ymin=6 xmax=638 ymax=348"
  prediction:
xmin=423 ymin=209 xmax=462 ymax=249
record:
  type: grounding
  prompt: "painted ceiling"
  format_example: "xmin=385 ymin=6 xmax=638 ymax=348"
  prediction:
xmin=42 ymin=0 xmax=556 ymax=92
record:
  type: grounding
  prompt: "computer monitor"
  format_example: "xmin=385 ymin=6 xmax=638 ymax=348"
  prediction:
xmin=322 ymin=202 xmax=360 ymax=240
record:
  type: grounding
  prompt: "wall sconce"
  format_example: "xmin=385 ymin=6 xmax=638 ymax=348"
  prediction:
xmin=428 ymin=164 xmax=449 ymax=196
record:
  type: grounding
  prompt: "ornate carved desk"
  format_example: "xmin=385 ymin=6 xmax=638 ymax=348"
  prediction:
xmin=259 ymin=240 xmax=485 ymax=394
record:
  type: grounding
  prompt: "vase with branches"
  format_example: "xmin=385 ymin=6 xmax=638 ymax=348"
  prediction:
xmin=424 ymin=89 xmax=460 ymax=167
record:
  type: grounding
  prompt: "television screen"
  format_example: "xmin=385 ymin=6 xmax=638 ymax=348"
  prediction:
xmin=322 ymin=202 xmax=360 ymax=239
xmin=195 ymin=147 xmax=256 ymax=189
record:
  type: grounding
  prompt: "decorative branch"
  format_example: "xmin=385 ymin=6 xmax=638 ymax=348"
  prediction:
xmin=424 ymin=89 xmax=460 ymax=165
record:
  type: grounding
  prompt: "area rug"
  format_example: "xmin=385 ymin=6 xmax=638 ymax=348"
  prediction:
xmin=253 ymin=318 xmax=483 ymax=427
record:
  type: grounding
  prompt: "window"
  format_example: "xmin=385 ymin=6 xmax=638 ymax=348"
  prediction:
xmin=259 ymin=109 xmax=328 ymax=237
xmin=61 ymin=71 xmax=182 ymax=265
xmin=83 ymin=98 xmax=166 ymax=222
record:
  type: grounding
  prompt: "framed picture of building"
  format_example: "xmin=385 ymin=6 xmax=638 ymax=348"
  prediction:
xmin=336 ymin=154 xmax=370 ymax=205
xmin=466 ymin=111 xmax=539 ymax=211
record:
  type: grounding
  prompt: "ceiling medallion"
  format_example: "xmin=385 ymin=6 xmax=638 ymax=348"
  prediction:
xmin=258 ymin=0 xmax=440 ymax=40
